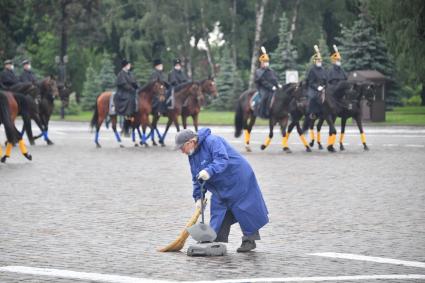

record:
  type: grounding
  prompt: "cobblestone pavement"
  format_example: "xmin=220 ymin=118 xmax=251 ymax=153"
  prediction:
xmin=1 ymin=122 xmax=425 ymax=282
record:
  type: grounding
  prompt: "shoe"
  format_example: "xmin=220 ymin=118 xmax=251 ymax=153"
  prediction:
xmin=237 ymin=240 xmax=256 ymax=253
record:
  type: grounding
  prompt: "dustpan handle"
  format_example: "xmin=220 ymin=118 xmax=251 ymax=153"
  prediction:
xmin=199 ymin=180 xmax=206 ymax=224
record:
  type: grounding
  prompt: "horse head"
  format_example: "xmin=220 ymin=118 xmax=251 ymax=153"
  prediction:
xmin=200 ymin=77 xmax=218 ymax=98
xmin=153 ymin=79 xmax=166 ymax=102
xmin=40 ymin=76 xmax=60 ymax=101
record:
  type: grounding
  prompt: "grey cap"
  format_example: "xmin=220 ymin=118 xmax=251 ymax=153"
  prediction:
xmin=175 ymin=129 xmax=197 ymax=150
xmin=4 ymin=59 xmax=13 ymax=65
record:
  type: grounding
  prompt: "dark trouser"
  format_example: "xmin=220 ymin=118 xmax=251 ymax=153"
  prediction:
xmin=307 ymin=88 xmax=323 ymax=116
xmin=215 ymin=210 xmax=260 ymax=243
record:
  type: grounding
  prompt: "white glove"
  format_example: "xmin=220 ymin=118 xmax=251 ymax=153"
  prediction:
xmin=272 ymin=86 xmax=277 ymax=91
xmin=197 ymin=169 xmax=210 ymax=181
xmin=317 ymin=85 xmax=324 ymax=91
xmin=195 ymin=199 xmax=202 ymax=210
xmin=278 ymin=84 xmax=283 ymax=89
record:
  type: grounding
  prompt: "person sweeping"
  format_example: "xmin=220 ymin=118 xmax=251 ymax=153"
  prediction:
xmin=175 ymin=128 xmax=269 ymax=252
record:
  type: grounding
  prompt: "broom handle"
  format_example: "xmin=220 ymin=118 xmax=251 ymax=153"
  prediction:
xmin=199 ymin=180 xmax=206 ymax=224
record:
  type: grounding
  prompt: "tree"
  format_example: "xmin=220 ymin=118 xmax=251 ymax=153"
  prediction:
xmin=81 ymin=63 xmax=101 ymax=111
xmin=336 ymin=13 xmax=402 ymax=105
xmin=133 ymin=55 xmax=152 ymax=86
xmin=98 ymin=52 xmax=116 ymax=91
xmin=270 ymin=12 xmax=298 ymax=82
xmin=210 ymin=47 xmax=240 ymax=110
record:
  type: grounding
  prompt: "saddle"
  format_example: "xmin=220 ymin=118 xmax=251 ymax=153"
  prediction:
xmin=109 ymin=92 xmax=116 ymax=115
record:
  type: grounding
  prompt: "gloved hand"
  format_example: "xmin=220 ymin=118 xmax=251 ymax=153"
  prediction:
xmin=272 ymin=86 xmax=277 ymax=91
xmin=195 ymin=199 xmax=202 ymax=210
xmin=197 ymin=169 xmax=210 ymax=181
xmin=278 ymin=84 xmax=283 ymax=89
xmin=317 ymin=85 xmax=324 ymax=91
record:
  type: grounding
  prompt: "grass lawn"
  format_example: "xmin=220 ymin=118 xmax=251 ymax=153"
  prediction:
xmin=51 ymin=106 xmax=425 ymax=126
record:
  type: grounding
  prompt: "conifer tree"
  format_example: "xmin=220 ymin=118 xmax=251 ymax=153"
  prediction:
xmin=98 ymin=52 xmax=116 ymax=91
xmin=81 ymin=63 xmax=102 ymax=111
xmin=133 ymin=55 xmax=152 ymax=86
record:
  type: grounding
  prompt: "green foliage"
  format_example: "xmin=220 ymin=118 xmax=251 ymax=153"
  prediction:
xmin=132 ymin=55 xmax=151 ymax=86
xmin=67 ymin=92 xmax=82 ymax=115
xmin=81 ymin=64 xmax=102 ymax=111
xmin=209 ymin=47 xmax=240 ymax=110
xmin=98 ymin=52 xmax=116 ymax=91
xmin=336 ymin=14 xmax=402 ymax=105
xmin=270 ymin=12 xmax=298 ymax=82
xmin=402 ymin=95 xmax=421 ymax=107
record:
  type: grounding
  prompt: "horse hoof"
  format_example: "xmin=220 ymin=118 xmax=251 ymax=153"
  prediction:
xmin=47 ymin=140 xmax=54 ymax=145
xmin=30 ymin=140 xmax=35 ymax=146
xmin=306 ymin=147 xmax=312 ymax=152
xmin=119 ymin=144 xmax=125 ymax=148
xmin=245 ymin=145 xmax=252 ymax=152
xmin=340 ymin=144 xmax=345 ymax=151
xmin=134 ymin=143 xmax=139 ymax=147
xmin=260 ymin=145 xmax=266 ymax=150
xmin=327 ymin=145 xmax=336 ymax=153
xmin=318 ymin=143 xmax=323 ymax=150
xmin=309 ymin=141 xmax=315 ymax=147
xmin=96 ymin=143 xmax=101 ymax=148
xmin=152 ymin=142 xmax=158 ymax=146
xmin=144 ymin=143 xmax=149 ymax=148
xmin=283 ymin=147 xmax=292 ymax=153
xmin=1 ymin=156 xmax=7 ymax=163
xmin=23 ymin=153 xmax=32 ymax=161
xmin=364 ymin=144 xmax=369 ymax=151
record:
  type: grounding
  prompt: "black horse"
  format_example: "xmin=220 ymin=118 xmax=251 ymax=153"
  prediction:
xmin=309 ymin=81 xmax=376 ymax=151
xmin=0 ymin=90 xmax=32 ymax=163
xmin=234 ymin=84 xmax=312 ymax=152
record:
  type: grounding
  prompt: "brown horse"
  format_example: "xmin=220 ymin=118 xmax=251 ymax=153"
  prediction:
xmin=181 ymin=78 xmax=219 ymax=132
xmin=90 ymin=80 xmax=166 ymax=148
xmin=150 ymin=82 xmax=203 ymax=146
xmin=0 ymin=91 xmax=32 ymax=163
xmin=30 ymin=76 xmax=60 ymax=145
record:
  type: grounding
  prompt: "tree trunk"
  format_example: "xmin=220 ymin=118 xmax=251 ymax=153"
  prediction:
xmin=288 ymin=0 xmax=300 ymax=43
xmin=248 ymin=0 xmax=268 ymax=89
xmin=183 ymin=0 xmax=192 ymax=78
xmin=201 ymin=3 xmax=216 ymax=77
xmin=421 ymin=83 xmax=425 ymax=106
xmin=230 ymin=0 xmax=238 ymax=70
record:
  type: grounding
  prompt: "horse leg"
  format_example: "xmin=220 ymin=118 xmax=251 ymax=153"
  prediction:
xmin=325 ymin=115 xmax=337 ymax=153
xmin=34 ymin=114 xmax=53 ymax=145
xmin=160 ymin=118 xmax=173 ymax=146
xmin=150 ymin=114 xmax=159 ymax=146
xmin=111 ymin=115 xmax=124 ymax=148
xmin=279 ymin=116 xmax=292 ymax=153
xmin=192 ymin=114 xmax=199 ymax=132
xmin=339 ymin=117 xmax=347 ymax=151
xmin=354 ymin=115 xmax=369 ymax=151
xmin=182 ymin=114 xmax=187 ymax=130
xmin=316 ymin=118 xmax=324 ymax=150
xmin=132 ymin=125 xmax=138 ymax=147
xmin=244 ymin=115 xmax=256 ymax=152
xmin=22 ymin=113 xmax=35 ymax=146
xmin=309 ymin=120 xmax=315 ymax=147
xmin=261 ymin=118 xmax=275 ymax=150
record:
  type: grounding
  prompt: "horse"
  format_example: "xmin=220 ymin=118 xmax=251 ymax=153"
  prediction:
xmin=90 ymin=80 xmax=166 ymax=148
xmin=309 ymin=81 xmax=376 ymax=151
xmin=300 ymin=82 xmax=340 ymax=152
xmin=234 ymin=84 xmax=312 ymax=153
xmin=150 ymin=81 xmax=203 ymax=146
xmin=181 ymin=77 xmax=219 ymax=131
xmin=31 ymin=76 xmax=60 ymax=145
xmin=0 ymin=90 xmax=32 ymax=163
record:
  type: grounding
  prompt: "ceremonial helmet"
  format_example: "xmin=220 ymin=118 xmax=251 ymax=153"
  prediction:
xmin=330 ymin=44 xmax=341 ymax=63
xmin=311 ymin=45 xmax=322 ymax=63
xmin=258 ymin=46 xmax=269 ymax=63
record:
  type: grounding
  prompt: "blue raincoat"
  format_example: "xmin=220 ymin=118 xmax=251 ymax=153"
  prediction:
xmin=188 ymin=128 xmax=269 ymax=236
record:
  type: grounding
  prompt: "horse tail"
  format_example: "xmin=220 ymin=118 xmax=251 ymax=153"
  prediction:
xmin=90 ymin=98 xmax=99 ymax=129
xmin=0 ymin=92 xmax=19 ymax=144
xmin=234 ymin=95 xmax=245 ymax=138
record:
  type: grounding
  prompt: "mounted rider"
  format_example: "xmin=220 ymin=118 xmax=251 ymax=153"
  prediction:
xmin=114 ymin=59 xmax=139 ymax=121
xmin=0 ymin=59 xmax=19 ymax=90
xmin=20 ymin=60 xmax=38 ymax=85
xmin=165 ymin=58 xmax=189 ymax=111
xmin=254 ymin=46 xmax=281 ymax=119
xmin=327 ymin=45 xmax=347 ymax=86
xmin=149 ymin=59 xmax=169 ymax=115
xmin=305 ymin=45 xmax=327 ymax=119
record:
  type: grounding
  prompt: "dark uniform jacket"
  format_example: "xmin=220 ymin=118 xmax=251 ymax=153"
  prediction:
xmin=306 ymin=65 xmax=328 ymax=115
xmin=168 ymin=68 xmax=188 ymax=87
xmin=327 ymin=65 xmax=347 ymax=85
xmin=150 ymin=69 xmax=168 ymax=85
xmin=254 ymin=67 xmax=279 ymax=118
xmin=20 ymin=69 xmax=38 ymax=85
xmin=114 ymin=69 xmax=139 ymax=116
xmin=0 ymin=69 xmax=19 ymax=89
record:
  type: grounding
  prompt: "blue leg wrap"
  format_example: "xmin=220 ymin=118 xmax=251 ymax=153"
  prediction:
xmin=42 ymin=131 xmax=48 ymax=141
xmin=131 ymin=129 xmax=136 ymax=143
xmin=95 ymin=131 xmax=99 ymax=143
xmin=114 ymin=131 xmax=122 ymax=143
